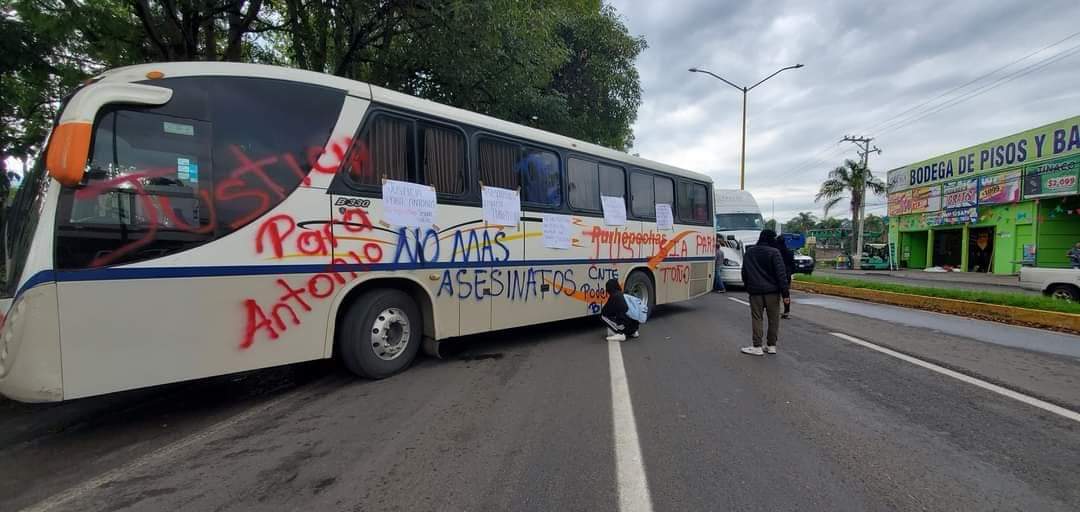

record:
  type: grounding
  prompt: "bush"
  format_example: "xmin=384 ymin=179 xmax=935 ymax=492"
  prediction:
xmin=794 ymin=274 xmax=1080 ymax=314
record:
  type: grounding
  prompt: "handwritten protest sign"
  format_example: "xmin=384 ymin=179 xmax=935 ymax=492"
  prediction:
xmin=655 ymin=203 xmax=673 ymax=230
xmin=382 ymin=179 xmax=436 ymax=228
xmin=482 ymin=185 xmax=521 ymax=226
xmin=542 ymin=213 xmax=571 ymax=249
xmin=601 ymin=195 xmax=626 ymax=226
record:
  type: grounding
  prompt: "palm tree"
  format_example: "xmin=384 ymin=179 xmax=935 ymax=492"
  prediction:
xmin=815 ymin=159 xmax=886 ymax=269
xmin=786 ymin=211 xmax=817 ymax=234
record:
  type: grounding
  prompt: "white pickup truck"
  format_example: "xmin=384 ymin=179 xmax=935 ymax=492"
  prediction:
xmin=1018 ymin=267 xmax=1080 ymax=301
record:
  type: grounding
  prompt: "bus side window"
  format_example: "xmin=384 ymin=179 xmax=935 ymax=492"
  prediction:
xmin=478 ymin=138 xmax=520 ymax=190
xmin=654 ymin=175 xmax=674 ymax=215
xmin=630 ymin=171 xmax=654 ymax=218
xmin=678 ymin=181 xmax=709 ymax=223
xmin=479 ymin=137 xmax=560 ymax=207
xmin=600 ymin=163 xmax=625 ymax=201
xmin=57 ymin=109 xmax=215 ymax=269
xmin=568 ymin=158 xmax=600 ymax=210
xmin=348 ymin=115 xmax=413 ymax=186
xmin=420 ymin=124 xmax=465 ymax=194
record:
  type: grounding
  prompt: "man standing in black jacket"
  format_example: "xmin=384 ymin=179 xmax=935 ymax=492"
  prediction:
xmin=740 ymin=230 xmax=789 ymax=356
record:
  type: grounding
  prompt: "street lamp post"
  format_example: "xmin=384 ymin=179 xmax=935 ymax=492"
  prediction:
xmin=689 ymin=64 xmax=804 ymax=190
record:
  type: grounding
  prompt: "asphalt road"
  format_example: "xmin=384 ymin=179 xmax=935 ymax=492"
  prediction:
xmin=2 ymin=291 xmax=1080 ymax=511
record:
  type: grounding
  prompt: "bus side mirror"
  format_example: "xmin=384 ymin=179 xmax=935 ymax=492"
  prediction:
xmin=45 ymin=82 xmax=173 ymax=186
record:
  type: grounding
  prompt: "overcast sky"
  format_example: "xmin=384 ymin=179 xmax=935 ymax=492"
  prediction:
xmin=608 ymin=0 xmax=1080 ymax=222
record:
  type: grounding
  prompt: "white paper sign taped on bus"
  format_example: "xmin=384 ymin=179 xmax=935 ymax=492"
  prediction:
xmin=382 ymin=180 xmax=436 ymax=227
xmin=482 ymin=185 xmax=521 ymax=226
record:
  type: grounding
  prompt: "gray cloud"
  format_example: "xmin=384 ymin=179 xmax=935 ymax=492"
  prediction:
xmin=610 ymin=0 xmax=1080 ymax=222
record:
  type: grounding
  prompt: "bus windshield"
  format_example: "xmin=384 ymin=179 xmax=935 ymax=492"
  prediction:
xmin=2 ymin=159 xmax=50 ymax=298
xmin=715 ymin=213 xmax=763 ymax=231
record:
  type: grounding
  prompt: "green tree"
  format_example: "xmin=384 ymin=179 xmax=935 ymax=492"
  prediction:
xmin=784 ymin=211 xmax=817 ymax=234
xmin=764 ymin=218 xmax=777 ymax=231
xmin=815 ymin=159 xmax=885 ymax=267
xmin=863 ymin=214 xmax=885 ymax=241
xmin=815 ymin=217 xmax=844 ymax=230
xmin=278 ymin=0 xmax=644 ymax=149
xmin=2 ymin=0 xmax=646 ymax=167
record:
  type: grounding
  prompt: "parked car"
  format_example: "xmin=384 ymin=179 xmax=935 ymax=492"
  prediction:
xmin=1019 ymin=267 xmax=1080 ymax=301
xmin=793 ymin=254 xmax=815 ymax=274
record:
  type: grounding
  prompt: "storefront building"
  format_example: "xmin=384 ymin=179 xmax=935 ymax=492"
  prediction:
xmin=887 ymin=115 xmax=1080 ymax=275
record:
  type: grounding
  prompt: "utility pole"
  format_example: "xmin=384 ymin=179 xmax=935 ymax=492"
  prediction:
xmin=840 ymin=135 xmax=881 ymax=270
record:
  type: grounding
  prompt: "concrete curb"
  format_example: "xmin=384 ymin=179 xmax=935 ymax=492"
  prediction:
xmin=792 ymin=280 xmax=1080 ymax=334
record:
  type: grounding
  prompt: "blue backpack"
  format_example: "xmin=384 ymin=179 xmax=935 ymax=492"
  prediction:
xmin=624 ymin=294 xmax=648 ymax=324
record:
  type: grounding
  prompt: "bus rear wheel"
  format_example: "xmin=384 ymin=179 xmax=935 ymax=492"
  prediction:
xmin=339 ymin=289 xmax=422 ymax=379
xmin=624 ymin=271 xmax=655 ymax=319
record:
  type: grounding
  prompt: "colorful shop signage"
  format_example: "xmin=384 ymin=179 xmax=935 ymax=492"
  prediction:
xmin=1023 ymin=154 xmax=1080 ymax=199
xmin=925 ymin=207 xmax=978 ymax=226
xmin=977 ymin=169 xmax=1021 ymax=205
xmin=887 ymin=115 xmax=1080 ymax=192
xmin=942 ymin=178 xmax=977 ymax=209
xmin=909 ymin=185 xmax=941 ymax=213
xmin=887 ymin=190 xmax=912 ymax=215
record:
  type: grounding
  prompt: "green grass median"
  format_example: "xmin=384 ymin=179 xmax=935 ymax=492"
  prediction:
xmin=793 ymin=274 xmax=1080 ymax=315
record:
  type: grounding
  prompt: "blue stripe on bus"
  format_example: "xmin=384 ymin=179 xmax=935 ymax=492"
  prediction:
xmin=15 ymin=256 xmax=715 ymax=296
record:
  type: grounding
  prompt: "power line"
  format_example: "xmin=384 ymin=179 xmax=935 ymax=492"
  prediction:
xmin=782 ymin=28 xmax=1080 ymax=180
xmin=877 ymin=42 xmax=1080 ymax=137
xmin=856 ymin=29 xmax=1080 ymax=137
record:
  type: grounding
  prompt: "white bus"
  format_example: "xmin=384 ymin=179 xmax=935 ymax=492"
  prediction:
xmin=0 ymin=63 xmax=716 ymax=402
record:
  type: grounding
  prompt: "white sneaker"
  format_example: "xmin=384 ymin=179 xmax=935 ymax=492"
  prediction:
xmin=630 ymin=331 xmax=640 ymax=338
xmin=740 ymin=346 xmax=764 ymax=356
xmin=607 ymin=333 xmax=627 ymax=342
xmin=765 ymin=345 xmax=777 ymax=354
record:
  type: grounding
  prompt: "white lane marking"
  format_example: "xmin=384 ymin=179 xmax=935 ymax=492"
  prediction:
xmin=608 ymin=340 xmax=654 ymax=512
xmin=830 ymin=332 xmax=1080 ymax=424
xmin=21 ymin=388 xmax=306 ymax=512
xmin=728 ymin=297 xmax=750 ymax=306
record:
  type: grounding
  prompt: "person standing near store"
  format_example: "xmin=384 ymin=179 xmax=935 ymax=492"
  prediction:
xmin=970 ymin=231 xmax=993 ymax=273
xmin=740 ymin=230 xmax=789 ymax=356
xmin=1068 ymin=242 xmax=1080 ymax=270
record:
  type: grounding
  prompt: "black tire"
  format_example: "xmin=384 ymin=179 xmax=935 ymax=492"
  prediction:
xmin=624 ymin=270 xmax=655 ymax=318
xmin=1048 ymin=284 xmax=1079 ymax=302
xmin=338 ymin=289 xmax=422 ymax=379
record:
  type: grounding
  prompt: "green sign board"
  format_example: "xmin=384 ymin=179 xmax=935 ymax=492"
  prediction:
xmin=1023 ymin=154 xmax=1080 ymax=199
xmin=887 ymin=115 xmax=1080 ymax=192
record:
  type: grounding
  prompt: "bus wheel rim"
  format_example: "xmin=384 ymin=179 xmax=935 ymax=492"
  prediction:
xmin=629 ymin=282 xmax=648 ymax=308
xmin=370 ymin=307 xmax=410 ymax=361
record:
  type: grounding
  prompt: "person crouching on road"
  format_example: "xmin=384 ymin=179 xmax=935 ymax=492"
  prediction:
xmin=601 ymin=278 xmax=639 ymax=342
xmin=740 ymin=229 xmax=789 ymax=356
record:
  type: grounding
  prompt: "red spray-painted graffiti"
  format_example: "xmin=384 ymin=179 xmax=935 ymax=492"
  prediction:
xmin=660 ymin=265 xmax=690 ymax=284
xmin=73 ymin=136 xmax=369 ymax=268
xmin=582 ymin=226 xmax=671 ymax=260
xmin=240 ymin=250 xmax=375 ymax=349
xmin=240 ymin=207 xmax=383 ymax=349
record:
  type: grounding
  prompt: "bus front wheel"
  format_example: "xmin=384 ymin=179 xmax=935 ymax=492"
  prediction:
xmin=339 ymin=289 xmax=422 ymax=379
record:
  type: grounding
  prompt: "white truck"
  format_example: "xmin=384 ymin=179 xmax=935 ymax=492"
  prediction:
xmin=1018 ymin=267 xmax=1080 ymax=301
xmin=714 ymin=189 xmax=764 ymax=287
